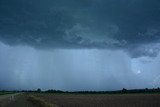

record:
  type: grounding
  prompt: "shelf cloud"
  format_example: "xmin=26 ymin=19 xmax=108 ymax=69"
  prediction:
xmin=0 ymin=0 xmax=160 ymax=57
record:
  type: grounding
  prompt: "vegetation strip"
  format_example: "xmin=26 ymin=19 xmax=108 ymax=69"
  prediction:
xmin=0 ymin=92 xmax=16 ymax=96
xmin=27 ymin=95 xmax=58 ymax=107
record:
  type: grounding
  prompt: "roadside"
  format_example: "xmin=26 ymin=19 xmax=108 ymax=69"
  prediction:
xmin=27 ymin=94 xmax=58 ymax=107
xmin=0 ymin=93 xmax=36 ymax=107
xmin=0 ymin=93 xmax=20 ymax=101
xmin=0 ymin=93 xmax=21 ymax=107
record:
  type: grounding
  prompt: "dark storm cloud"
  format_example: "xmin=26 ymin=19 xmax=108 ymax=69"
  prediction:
xmin=0 ymin=0 xmax=160 ymax=57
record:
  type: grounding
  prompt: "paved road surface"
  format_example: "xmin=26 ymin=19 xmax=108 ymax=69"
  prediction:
xmin=0 ymin=93 xmax=20 ymax=101
xmin=0 ymin=93 xmax=36 ymax=107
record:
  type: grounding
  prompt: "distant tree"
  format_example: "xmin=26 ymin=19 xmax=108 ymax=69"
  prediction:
xmin=37 ymin=88 xmax=41 ymax=93
xmin=122 ymin=88 xmax=127 ymax=93
xmin=145 ymin=88 xmax=148 ymax=90
xmin=145 ymin=88 xmax=148 ymax=91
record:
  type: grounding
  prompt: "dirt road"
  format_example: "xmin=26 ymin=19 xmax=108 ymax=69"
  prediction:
xmin=0 ymin=93 xmax=37 ymax=107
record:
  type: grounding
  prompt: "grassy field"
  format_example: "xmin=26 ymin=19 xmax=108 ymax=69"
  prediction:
xmin=0 ymin=91 xmax=15 ymax=96
xmin=30 ymin=93 xmax=160 ymax=107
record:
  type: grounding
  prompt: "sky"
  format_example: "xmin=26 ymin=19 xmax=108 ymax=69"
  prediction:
xmin=0 ymin=0 xmax=160 ymax=91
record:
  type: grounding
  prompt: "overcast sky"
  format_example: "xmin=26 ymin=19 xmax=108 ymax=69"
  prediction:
xmin=0 ymin=0 xmax=160 ymax=91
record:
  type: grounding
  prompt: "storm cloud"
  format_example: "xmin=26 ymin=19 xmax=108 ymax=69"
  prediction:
xmin=0 ymin=0 xmax=160 ymax=91
xmin=0 ymin=42 xmax=155 ymax=91
xmin=0 ymin=0 xmax=160 ymax=57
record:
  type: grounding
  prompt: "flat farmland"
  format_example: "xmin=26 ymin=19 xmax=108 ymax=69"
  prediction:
xmin=1 ymin=93 xmax=160 ymax=107
xmin=33 ymin=93 xmax=160 ymax=107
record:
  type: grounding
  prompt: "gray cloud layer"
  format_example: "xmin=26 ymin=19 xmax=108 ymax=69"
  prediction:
xmin=0 ymin=0 xmax=160 ymax=57
xmin=0 ymin=42 xmax=156 ymax=91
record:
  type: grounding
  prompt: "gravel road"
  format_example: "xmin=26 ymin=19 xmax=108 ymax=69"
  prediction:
xmin=0 ymin=93 xmax=37 ymax=107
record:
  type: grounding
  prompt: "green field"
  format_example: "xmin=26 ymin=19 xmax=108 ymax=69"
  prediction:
xmin=0 ymin=91 xmax=15 ymax=95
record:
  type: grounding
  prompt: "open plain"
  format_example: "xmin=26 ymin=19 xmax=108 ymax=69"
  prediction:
xmin=1 ymin=93 xmax=160 ymax=107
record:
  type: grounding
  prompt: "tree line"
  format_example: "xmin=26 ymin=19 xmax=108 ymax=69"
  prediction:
xmin=17 ymin=87 xmax=160 ymax=94
xmin=1 ymin=88 xmax=160 ymax=94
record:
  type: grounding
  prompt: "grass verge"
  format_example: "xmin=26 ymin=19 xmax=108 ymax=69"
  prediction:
xmin=27 ymin=95 xmax=58 ymax=107
xmin=0 ymin=92 xmax=15 ymax=96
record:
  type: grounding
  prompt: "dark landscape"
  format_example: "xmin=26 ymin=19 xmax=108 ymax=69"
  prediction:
xmin=1 ymin=88 xmax=160 ymax=107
